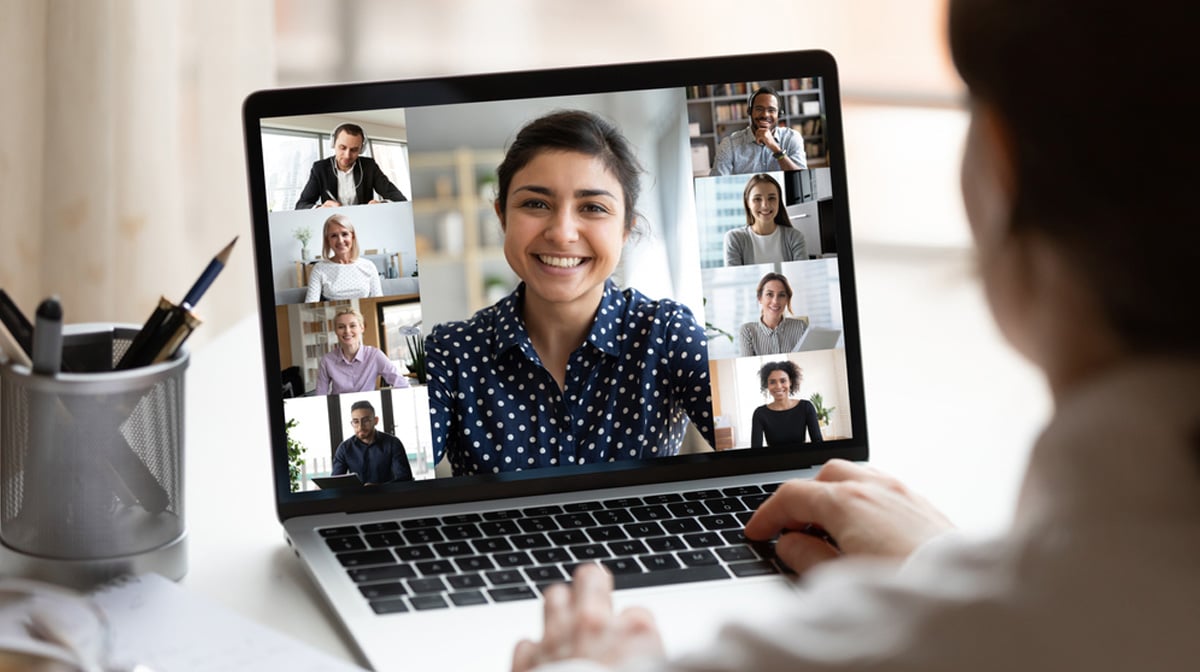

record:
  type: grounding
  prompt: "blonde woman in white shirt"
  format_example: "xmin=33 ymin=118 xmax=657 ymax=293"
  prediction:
xmin=512 ymin=0 xmax=1200 ymax=670
xmin=304 ymin=213 xmax=382 ymax=303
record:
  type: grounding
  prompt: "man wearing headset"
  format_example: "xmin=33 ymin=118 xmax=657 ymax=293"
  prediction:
xmin=710 ymin=87 xmax=808 ymax=176
xmin=294 ymin=123 xmax=408 ymax=209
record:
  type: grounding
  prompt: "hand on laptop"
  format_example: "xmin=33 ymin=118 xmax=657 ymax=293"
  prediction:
xmin=745 ymin=459 xmax=954 ymax=573
xmin=512 ymin=564 xmax=664 ymax=672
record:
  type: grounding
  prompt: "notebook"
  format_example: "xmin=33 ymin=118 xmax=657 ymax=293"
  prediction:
xmin=242 ymin=50 xmax=867 ymax=670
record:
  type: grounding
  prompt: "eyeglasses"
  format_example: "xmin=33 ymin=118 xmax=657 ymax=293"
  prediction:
xmin=350 ymin=417 xmax=374 ymax=426
xmin=751 ymin=106 xmax=778 ymax=115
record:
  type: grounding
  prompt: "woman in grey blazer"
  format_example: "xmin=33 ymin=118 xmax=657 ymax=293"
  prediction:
xmin=724 ymin=173 xmax=808 ymax=266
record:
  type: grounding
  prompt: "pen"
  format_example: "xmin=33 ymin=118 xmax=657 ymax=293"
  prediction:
xmin=0 ymin=288 xmax=34 ymax=358
xmin=181 ymin=236 xmax=238 ymax=310
xmin=31 ymin=297 xmax=63 ymax=375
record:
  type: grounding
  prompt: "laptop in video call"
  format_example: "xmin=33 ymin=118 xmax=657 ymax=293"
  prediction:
xmin=242 ymin=49 xmax=867 ymax=670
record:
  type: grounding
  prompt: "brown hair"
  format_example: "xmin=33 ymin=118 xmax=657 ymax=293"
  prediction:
xmin=756 ymin=272 xmax=794 ymax=315
xmin=742 ymin=174 xmax=792 ymax=229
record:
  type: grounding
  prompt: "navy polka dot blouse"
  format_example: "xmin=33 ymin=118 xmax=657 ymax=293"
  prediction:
xmin=426 ymin=279 xmax=715 ymax=476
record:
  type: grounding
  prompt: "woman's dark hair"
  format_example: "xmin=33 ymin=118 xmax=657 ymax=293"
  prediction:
xmin=949 ymin=0 xmax=1199 ymax=356
xmin=756 ymin=272 xmax=794 ymax=315
xmin=496 ymin=110 xmax=643 ymax=232
xmin=759 ymin=360 xmax=802 ymax=395
xmin=742 ymin=174 xmax=792 ymax=229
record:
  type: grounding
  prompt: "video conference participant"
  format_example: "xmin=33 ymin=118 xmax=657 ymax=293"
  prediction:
xmin=304 ymin=214 xmax=383 ymax=302
xmin=316 ymin=307 xmax=410 ymax=395
xmin=738 ymin=272 xmax=808 ymax=356
xmin=294 ymin=122 xmax=408 ymax=209
xmin=710 ymin=87 xmax=807 ymax=176
xmin=331 ymin=400 xmax=414 ymax=485
xmin=724 ymin=174 xmax=808 ymax=266
xmin=512 ymin=1 xmax=1200 ymax=669
xmin=750 ymin=360 xmax=822 ymax=448
xmin=426 ymin=110 xmax=716 ymax=477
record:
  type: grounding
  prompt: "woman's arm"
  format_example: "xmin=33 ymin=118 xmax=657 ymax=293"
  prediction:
xmin=315 ymin=352 xmax=331 ymax=395
xmin=724 ymin=228 xmax=745 ymax=266
xmin=737 ymin=322 xmax=756 ymax=357
xmin=366 ymin=260 xmax=383 ymax=297
xmin=371 ymin=347 xmax=409 ymax=388
xmin=664 ymin=303 xmax=716 ymax=446
xmin=751 ymin=406 xmax=766 ymax=449
xmin=786 ymin=227 xmax=808 ymax=261
xmin=304 ymin=263 xmax=324 ymax=303
xmin=424 ymin=329 xmax=458 ymax=469
xmin=803 ymin=400 xmax=823 ymax=443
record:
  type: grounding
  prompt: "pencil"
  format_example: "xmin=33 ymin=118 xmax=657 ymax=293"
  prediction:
xmin=181 ymin=236 xmax=238 ymax=310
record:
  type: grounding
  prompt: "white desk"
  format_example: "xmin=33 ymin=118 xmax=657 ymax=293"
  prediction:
xmin=181 ymin=243 xmax=1049 ymax=666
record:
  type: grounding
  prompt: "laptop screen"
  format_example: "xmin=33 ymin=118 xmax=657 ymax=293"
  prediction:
xmin=243 ymin=51 xmax=868 ymax=515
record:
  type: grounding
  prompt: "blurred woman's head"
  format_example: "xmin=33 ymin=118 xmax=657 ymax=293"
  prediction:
xmin=321 ymin=213 xmax=360 ymax=262
xmin=949 ymin=0 xmax=1198 ymax=358
xmin=742 ymin=174 xmax=792 ymax=230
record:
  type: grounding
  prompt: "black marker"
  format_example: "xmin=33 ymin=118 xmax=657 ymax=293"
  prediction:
xmin=31 ymin=297 xmax=63 ymax=375
xmin=0 ymin=289 xmax=34 ymax=359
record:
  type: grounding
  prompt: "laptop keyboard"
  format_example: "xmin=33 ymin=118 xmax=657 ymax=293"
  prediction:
xmin=319 ymin=483 xmax=793 ymax=615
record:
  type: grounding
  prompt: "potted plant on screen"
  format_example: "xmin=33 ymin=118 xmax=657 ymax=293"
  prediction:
xmin=809 ymin=392 xmax=836 ymax=436
xmin=285 ymin=418 xmax=307 ymax=492
xmin=293 ymin=226 xmax=313 ymax=260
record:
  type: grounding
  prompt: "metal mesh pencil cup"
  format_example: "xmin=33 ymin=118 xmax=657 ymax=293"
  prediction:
xmin=0 ymin=324 xmax=188 ymax=588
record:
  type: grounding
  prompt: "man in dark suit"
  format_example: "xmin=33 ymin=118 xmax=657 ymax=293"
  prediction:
xmin=294 ymin=122 xmax=408 ymax=209
xmin=331 ymin=400 xmax=415 ymax=485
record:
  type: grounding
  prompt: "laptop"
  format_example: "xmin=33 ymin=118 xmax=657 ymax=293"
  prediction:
xmin=242 ymin=50 xmax=867 ymax=670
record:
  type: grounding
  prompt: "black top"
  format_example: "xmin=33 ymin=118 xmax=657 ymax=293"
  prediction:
xmin=295 ymin=156 xmax=407 ymax=209
xmin=331 ymin=431 xmax=414 ymax=485
xmin=750 ymin=399 xmax=823 ymax=449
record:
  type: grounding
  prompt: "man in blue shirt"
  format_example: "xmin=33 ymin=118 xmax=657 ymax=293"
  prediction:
xmin=710 ymin=87 xmax=807 ymax=176
xmin=331 ymin=400 xmax=413 ymax=485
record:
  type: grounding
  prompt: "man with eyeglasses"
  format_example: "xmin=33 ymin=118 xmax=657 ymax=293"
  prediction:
xmin=331 ymin=400 xmax=414 ymax=485
xmin=710 ymin=86 xmax=808 ymax=176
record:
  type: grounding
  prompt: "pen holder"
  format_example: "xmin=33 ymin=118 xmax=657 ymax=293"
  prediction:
xmin=0 ymin=323 xmax=188 ymax=589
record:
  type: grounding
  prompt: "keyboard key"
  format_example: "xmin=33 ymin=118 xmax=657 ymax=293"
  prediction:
xmin=570 ymin=544 xmax=611 ymax=560
xmin=705 ymin=498 xmax=747 ymax=514
xmin=495 ymin=552 xmax=534 ymax=568
xmin=369 ymin=599 xmax=408 ymax=614
xmin=395 ymin=545 xmax=436 ymax=561
xmin=441 ymin=513 xmax=482 ymax=525
xmin=358 ymin=582 xmax=407 ymax=600
xmin=415 ymin=559 xmax=456 ymax=576
xmin=592 ymin=509 xmax=633 ymax=525
xmin=716 ymin=546 xmax=759 ymax=562
xmin=603 ymin=497 xmax=643 ymax=509
xmin=403 ymin=528 xmax=444 ymax=544
xmin=683 ymin=532 xmax=725 ymax=548
xmin=586 ymin=526 xmax=627 ymax=542
xmin=729 ymin=560 xmax=779 ymax=577
xmin=486 ymin=570 xmax=525 ymax=586
xmin=364 ymin=531 xmax=404 ymax=548
xmin=401 ymin=517 xmax=440 ymax=529
xmin=454 ymin=556 xmax=495 ymax=572
xmin=699 ymin=514 xmax=741 ymax=530
xmin=442 ymin=524 xmax=483 ymax=540
xmin=449 ymin=591 xmax=489 ymax=607
xmin=562 ymin=501 xmax=603 ymax=512
xmin=642 ymin=493 xmax=683 ymax=504
xmin=318 ymin=525 xmax=358 ymax=538
xmin=607 ymin=540 xmax=648 ymax=557
xmin=611 ymin=565 xmax=729 ymax=590
xmin=721 ymin=529 xmax=749 ymax=545
xmin=554 ymin=513 xmax=596 ymax=528
xmin=326 ymin=536 xmax=366 ymax=553
xmin=482 ymin=509 xmax=523 ymax=520
xmin=524 ymin=565 xmax=566 ymax=583
xmin=518 ymin=516 xmax=559 ymax=533
xmin=736 ymin=511 xmax=754 ymax=525
xmin=489 ymin=586 xmax=538 ymax=602
xmin=472 ymin=537 xmax=514 ymax=554
xmin=666 ymin=502 xmax=706 ymax=518
xmin=602 ymin=558 xmax=643 ymax=575
xmin=549 ymin=529 xmax=588 ymax=545
xmin=512 ymin=533 xmax=551 ymax=549
xmin=678 ymin=550 xmax=719 ymax=566
xmin=682 ymin=489 xmax=722 ymax=500
xmin=479 ymin=520 xmax=521 ymax=536
xmin=661 ymin=518 xmax=702 ymax=534
xmin=433 ymin=541 xmax=475 ymax=557
xmin=532 ymin=548 xmax=571 ymax=564
xmin=407 ymin=577 xmax=447 ymax=594
xmin=523 ymin=505 xmax=563 ymax=517
xmin=409 ymin=594 xmax=450 ymax=610
xmin=360 ymin=522 xmax=400 ymax=533
xmin=630 ymin=505 xmax=671 ymax=521
xmin=447 ymin=574 xmax=486 ymax=590
xmin=742 ymin=493 xmax=769 ymax=509
xmin=721 ymin=485 xmax=762 ymax=497
xmin=624 ymin=522 xmax=665 ymax=538
xmin=640 ymin=553 xmax=681 ymax=572
xmin=337 ymin=550 xmax=394 ymax=568
xmin=645 ymin=536 xmax=687 ymax=552
xmin=761 ymin=482 xmax=783 ymax=492
xmin=349 ymin=565 xmax=416 ymax=583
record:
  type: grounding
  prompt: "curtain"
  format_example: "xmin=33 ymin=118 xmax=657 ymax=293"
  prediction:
xmin=0 ymin=0 xmax=274 ymax=345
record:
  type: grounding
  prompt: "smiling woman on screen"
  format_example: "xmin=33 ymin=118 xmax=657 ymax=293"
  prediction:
xmin=304 ymin=213 xmax=382 ymax=303
xmin=425 ymin=110 xmax=715 ymax=477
